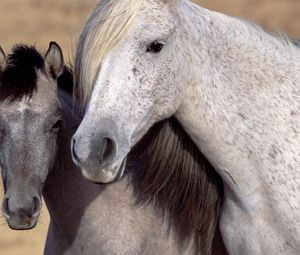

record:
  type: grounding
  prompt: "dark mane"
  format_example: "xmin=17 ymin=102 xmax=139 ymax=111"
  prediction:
xmin=128 ymin=118 xmax=224 ymax=255
xmin=0 ymin=45 xmax=44 ymax=102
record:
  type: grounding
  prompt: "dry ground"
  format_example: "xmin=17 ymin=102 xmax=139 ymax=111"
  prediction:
xmin=0 ymin=0 xmax=299 ymax=254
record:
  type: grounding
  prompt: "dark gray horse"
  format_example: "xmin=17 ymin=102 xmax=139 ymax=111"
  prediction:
xmin=0 ymin=43 xmax=197 ymax=254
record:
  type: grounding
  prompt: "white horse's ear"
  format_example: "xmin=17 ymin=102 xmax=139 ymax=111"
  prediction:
xmin=0 ymin=46 xmax=6 ymax=74
xmin=45 ymin=42 xmax=64 ymax=79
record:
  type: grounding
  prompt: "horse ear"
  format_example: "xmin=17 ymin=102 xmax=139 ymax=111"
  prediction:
xmin=0 ymin=46 xmax=6 ymax=74
xmin=45 ymin=42 xmax=64 ymax=79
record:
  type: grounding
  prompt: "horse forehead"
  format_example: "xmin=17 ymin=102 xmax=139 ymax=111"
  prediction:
xmin=140 ymin=0 xmax=175 ymax=23
xmin=0 ymin=95 xmax=56 ymax=120
xmin=16 ymin=92 xmax=55 ymax=114
xmin=16 ymin=99 xmax=31 ymax=113
xmin=0 ymin=98 xmax=32 ymax=115
xmin=2 ymin=100 xmax=41 ymax=122
xmin=144 ymin=0 xmax=171 ymax=9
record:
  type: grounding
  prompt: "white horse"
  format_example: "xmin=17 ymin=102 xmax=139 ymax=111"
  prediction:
xmin=72 ymin=0 xmax=300 ymax=254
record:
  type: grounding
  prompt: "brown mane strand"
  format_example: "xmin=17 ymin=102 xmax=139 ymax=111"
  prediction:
xmin=128 ymin=117 xmax=224 ymax=255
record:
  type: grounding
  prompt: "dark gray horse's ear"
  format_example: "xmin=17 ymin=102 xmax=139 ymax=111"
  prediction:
xmin=0 ymin=46 xmax=6 ymax=74
xmin=45 ymin=42 xmax=64 ymax=80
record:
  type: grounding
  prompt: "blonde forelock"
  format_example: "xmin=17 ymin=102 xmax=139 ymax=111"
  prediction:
xmin=75 ymin=0 xmax=144 ymax=108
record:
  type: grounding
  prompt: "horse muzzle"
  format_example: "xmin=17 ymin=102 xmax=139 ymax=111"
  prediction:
xmin=71 ymin=122 xmax=129 ymax=184
xmin=1 ymin=194 xmax=41 ymax=230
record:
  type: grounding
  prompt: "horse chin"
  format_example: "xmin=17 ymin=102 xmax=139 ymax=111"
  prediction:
xmin=6 ymin=215 xmax=39 ymax=231
xmin=81 ymin=157 xmax=127 ymax=184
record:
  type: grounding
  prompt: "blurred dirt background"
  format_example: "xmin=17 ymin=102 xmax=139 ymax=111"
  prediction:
xmin=0 ymin=0 xmax=299 ymax=254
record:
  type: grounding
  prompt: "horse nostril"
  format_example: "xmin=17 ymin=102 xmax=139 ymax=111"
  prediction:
xmin=32 ymin=197 xmax=41 ymax=217
xmin=71 ymin=137 xmax=81 ymax=165
xmin=3 ymin=196 xmax=41 ymax=219
xmin=1 ymin=197 xmax=10 ymax=218
xmin=98 ymin=137 xmax=116 ymax=165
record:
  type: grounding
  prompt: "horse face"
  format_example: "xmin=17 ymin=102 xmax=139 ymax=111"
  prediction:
xmin=0 ymin=43 xmax=63 ymax=230
xmin=72 ymin=0 xmax=189 ymax=183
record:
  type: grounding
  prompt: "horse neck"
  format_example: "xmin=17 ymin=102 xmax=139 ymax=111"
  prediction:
xmin=42 ymin=89 xmax=79 ymax=226
xmin=174 ymin=4 xmax=300 ymax=253
xmin=42 ymin=89 xmax=92 ymax=236
xmin=175 ymin=2 xmax=300 ymax=199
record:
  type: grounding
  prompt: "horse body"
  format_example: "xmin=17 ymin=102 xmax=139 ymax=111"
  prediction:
xmin=0 ymin=44 xmax=196 ymax=255
xmin=72 ymin=0 xmax=300 ymax=254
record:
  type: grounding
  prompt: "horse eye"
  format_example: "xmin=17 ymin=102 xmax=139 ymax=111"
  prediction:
xmin=146 ymin=40 xmax=165 ymax=53
xmin=50 ymin=119 xmax=62 ymax=133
